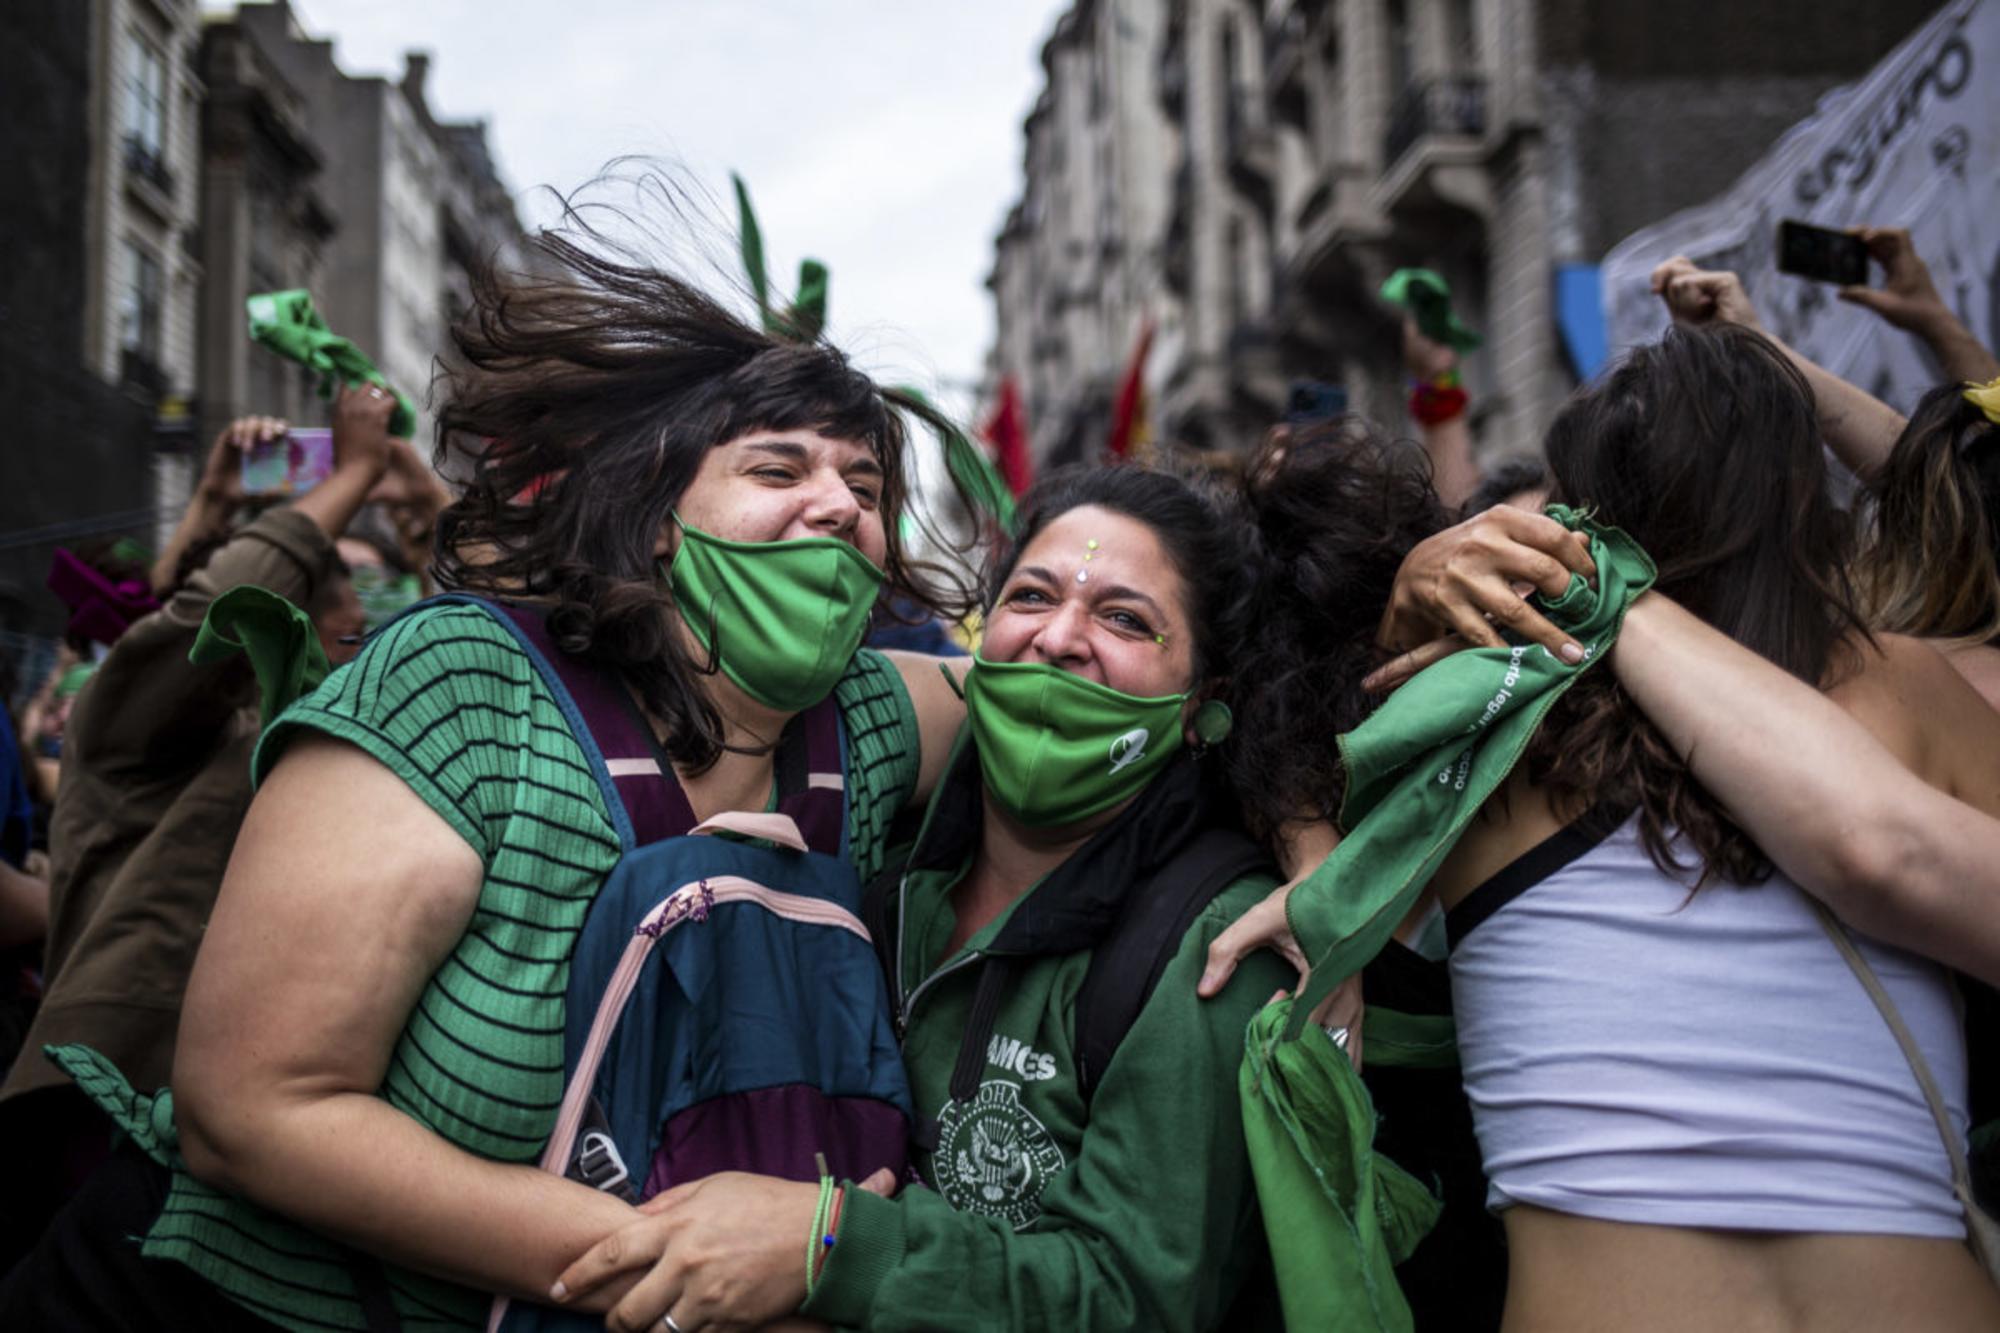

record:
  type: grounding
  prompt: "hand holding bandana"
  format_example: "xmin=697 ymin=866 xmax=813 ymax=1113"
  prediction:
xmin=245 ymin=290 xmax=416 ymax=438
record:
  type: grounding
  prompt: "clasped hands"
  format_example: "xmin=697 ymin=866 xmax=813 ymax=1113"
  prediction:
xmin=547 ymin=1166 xmax=897 ymax=1333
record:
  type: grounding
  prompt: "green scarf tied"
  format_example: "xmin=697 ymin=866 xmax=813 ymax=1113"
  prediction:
xmin=246 ymin=289 xmax=416 ymax=438
xmin=1281 ymin=508 xmax=1656 ymax=1038
xmin=189 ymin=585 xmax=332 ymax=727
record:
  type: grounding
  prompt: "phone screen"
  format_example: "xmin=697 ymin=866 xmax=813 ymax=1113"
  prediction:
xmin=242 ymin=428 xmax=335 ymax=496
xmin=1776 ymin=220 xmax=1870 ymax=287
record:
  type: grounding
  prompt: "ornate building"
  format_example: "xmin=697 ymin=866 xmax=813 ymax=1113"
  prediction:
xmin=989 ymin=0 xmax=1943 ymax=470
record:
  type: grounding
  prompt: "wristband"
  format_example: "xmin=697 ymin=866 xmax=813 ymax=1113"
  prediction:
xmin=1410 ymin=369 xmax=1469 ymax=426
xmin=805 ymin=1155 xmax=837 ymax=1297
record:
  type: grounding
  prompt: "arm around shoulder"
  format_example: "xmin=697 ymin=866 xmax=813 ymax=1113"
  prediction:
xmin=884 ymin=651 xmax=969 ymax=807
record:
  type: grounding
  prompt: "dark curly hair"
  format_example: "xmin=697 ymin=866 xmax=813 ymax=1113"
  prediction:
xmin=432 ymin=214 xmax=977 ymax=773
xmin=1229 ymin=422 xmax=1453 ymax=840
xmin=1528 ymin=322 xmax=1869 ymax=887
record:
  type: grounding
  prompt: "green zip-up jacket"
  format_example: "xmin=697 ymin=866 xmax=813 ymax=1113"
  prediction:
xmin=802 ymin=743 xmax=1292 ymax=1332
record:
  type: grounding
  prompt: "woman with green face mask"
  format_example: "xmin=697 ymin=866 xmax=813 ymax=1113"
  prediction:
xmin=1 ymin=198 xmax=996 ymax=1332
xmin=543 ymin=450 xmax=1454 ymax=1332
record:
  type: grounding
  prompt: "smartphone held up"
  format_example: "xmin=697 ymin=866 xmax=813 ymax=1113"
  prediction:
xmin=1776 ymin=220 xmax=1871 ymax=287
xmin=241 ymin=428 xmax=335 ymax=497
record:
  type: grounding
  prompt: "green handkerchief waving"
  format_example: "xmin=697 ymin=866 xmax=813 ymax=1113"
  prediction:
xmin=1379 ymin=267 xmax=1482 ymax=352
xmin=245 ymin=289 xmax=416 ymax=437
xmin=1282 ymin=509 xmax=1656 ymax=1036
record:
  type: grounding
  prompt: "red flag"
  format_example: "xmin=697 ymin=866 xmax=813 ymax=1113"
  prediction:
xmin=1106 ymin=318 xmax=1155 ymax=459
xmin=981 ymin=375 xmax=1033 ymax=498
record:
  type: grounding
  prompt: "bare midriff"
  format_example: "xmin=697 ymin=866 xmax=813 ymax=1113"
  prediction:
xmin=1501 ymin=1203 xmax=2000 ymax=1332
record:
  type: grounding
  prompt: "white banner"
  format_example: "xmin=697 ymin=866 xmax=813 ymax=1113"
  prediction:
xmin=1601 ymin=0 xmax=1999 ymax=413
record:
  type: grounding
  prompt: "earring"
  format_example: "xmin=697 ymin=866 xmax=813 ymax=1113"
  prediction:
xmin=1192 ymin=699 xmax=1233 ymax=748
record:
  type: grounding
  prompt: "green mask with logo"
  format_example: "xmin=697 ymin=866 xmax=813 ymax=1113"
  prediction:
xmin=667 ymin=515 xmax=887 ymax=713
xmin=962 ymin=656 xmax=1190 ymax=827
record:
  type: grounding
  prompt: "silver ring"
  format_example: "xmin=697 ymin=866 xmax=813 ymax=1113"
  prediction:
xmin=661 ymin=1317 xmax=685 ymax=1333
xmin=1323 ymin=1025 xmax=1350 ymax=1050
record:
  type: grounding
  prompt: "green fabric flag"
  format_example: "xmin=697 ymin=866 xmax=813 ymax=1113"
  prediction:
xmin=1241 ymin=1001 xmax=1442 ymax=1332
xmin=189 ymin=585 xmax=331 ymax=728
xmin=1282 ymin=509 xmax=1656 ymax=1037
xmin=731 ymin=172 xmax=828 ymax=342
xmin=245 ymin=289 xmax=417 ymax=437
xmin=1379 ymin=268 xmax=1482 ymax=353
xmin=899 ymin=385 xmax=1017 ymax=533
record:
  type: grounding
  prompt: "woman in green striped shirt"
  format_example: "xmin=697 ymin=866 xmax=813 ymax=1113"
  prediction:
xmin=0 ymin=225 xmax=980 ymax=1331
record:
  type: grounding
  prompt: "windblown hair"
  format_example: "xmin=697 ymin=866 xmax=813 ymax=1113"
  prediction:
xmin=1528 ymin=323 xmax=1869 ymax=886
xmin=1229 ymin=422 xmax=1452 ymax=840
xmin=433 ymin=216 xmax=975 ymax=773
xmin=1856 ymin=383 xmax=2000 ymax=646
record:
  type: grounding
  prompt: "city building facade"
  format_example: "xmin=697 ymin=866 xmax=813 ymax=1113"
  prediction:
xmin=195 ymin=9 xmax=338 ymax=439
xmin=233 ymin=1 xmax=526 ymax=452
xmin=989 ymin=0 xmax=1179 ymax=468
xmin=2 ymin=0 xmax=526 ymax=655
xmin=990 ymin=0 xmax=1944 ymax=471
xmin=1 ymin=0 xmax=159 ymax=644
xmin=82 ymin=0 xmax=207 ymax=550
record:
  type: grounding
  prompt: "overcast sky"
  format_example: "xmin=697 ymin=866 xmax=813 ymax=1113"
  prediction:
xmin=206 ymin=0 xmax=1071 ymax=412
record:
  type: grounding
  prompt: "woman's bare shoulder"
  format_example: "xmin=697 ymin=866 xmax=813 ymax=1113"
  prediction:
xmin=1940 ymin=641 xmax=2000 ymax=716
xmin=1828 ymin=632 xmax=2000 ymax=814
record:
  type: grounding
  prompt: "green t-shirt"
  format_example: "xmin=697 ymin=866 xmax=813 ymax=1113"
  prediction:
xmin=144 ymin=603 xmax=922 ymax=1332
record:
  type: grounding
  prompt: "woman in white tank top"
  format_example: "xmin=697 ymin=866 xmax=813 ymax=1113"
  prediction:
xmin=1417 ymin=324 xmax=2000 ymax=1331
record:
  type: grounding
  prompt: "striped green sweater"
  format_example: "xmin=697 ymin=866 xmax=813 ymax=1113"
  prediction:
xmin=139 ymin=603 xmax=921 ymax=1332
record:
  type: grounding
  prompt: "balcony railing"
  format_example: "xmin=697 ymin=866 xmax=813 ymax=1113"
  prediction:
xmin=123 ymin=134 xmax=175 ymax=201
xmin=1382 ymin=75 xmax=1486 ymax=172
xmin=120 ymin=347 xmax=168 ymax=399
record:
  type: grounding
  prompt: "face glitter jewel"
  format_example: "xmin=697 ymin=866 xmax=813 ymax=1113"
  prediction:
xmin=1076 ymin=568 xmax=1089 ymax=583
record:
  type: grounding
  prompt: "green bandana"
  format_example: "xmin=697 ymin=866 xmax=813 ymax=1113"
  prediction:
xmin=1241 ymin=1000 xmax=1442 ymax=1331
xmin=1379 ymin=268 xmax=1482 ymax=352
xmin=245 ymin=289 xmax=416 ymax=437
xmin=189 ymin=585 xmax=332 ymax=727
xmin=1280 ymin=509 xmax=1656 ymax=1036
xmin=962 ymin=656 xmax=1188 ymax=827
xmin=668 ymin=517 xmax=886 ymax=713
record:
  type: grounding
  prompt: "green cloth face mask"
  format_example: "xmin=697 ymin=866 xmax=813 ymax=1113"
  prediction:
xmin=963 ymin=656 xmax=1189 ymax=827
xmin=667 ymin=515 xmax=886 ymax=713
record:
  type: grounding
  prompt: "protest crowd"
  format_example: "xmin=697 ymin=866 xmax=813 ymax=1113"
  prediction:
xmin=7 ymin=5 xmax=2000 ymax=1333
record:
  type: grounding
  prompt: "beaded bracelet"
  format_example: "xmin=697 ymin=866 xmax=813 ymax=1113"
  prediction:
xmin=805 ymin=1154 xmax=837 ymax=1297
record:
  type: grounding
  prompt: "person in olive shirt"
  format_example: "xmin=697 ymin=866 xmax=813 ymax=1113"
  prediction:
xmin=549 ymin=463 xmax=1346 ymax=1332
xmin=0 ymin=386 xmax=396 ymax=1267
